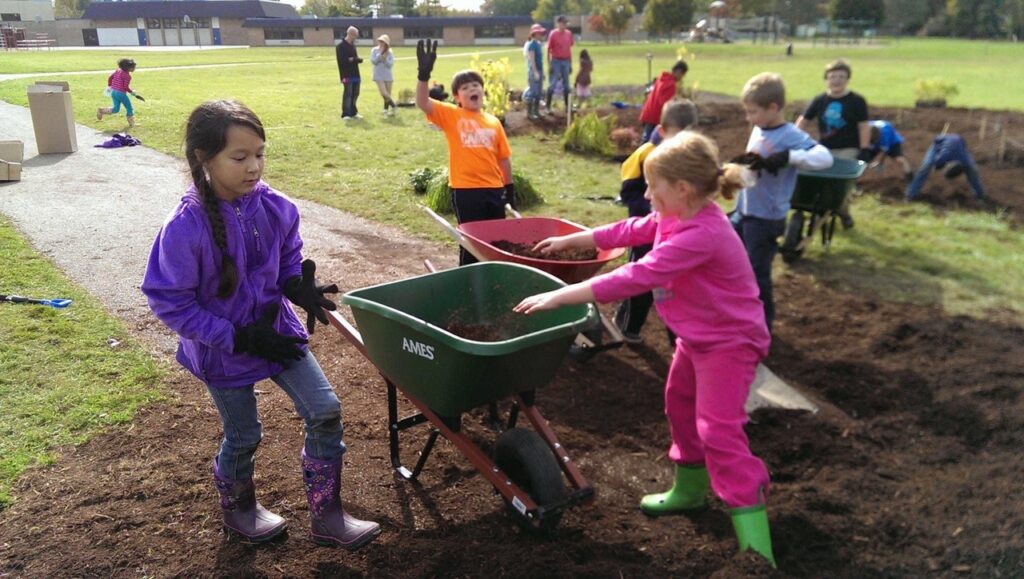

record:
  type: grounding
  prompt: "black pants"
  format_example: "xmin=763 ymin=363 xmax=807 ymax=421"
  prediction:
xmin=452 ymin=188 xmax=505 ymax=266
xmin=731 ymin=214 xmax=786 ymax=332
xmin=342 ymin=78 xmax=360 ymax=118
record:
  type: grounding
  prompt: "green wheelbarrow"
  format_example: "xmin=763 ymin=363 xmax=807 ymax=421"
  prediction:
xmin=332 ymin=262 xmax=599 ymax=532
xmin=780 ymin=158 xmax=866 ymax=264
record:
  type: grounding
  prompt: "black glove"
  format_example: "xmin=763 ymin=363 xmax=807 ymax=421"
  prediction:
xmin=504 ymin=183 xmax=517 ymax=210
xmin=133 ymin=93 xmax=145 ymax=102
xmin=417 ymin=39 xmax=438 ymax=82
xmin=751 ymin=150 xmax=789 ymax=176
xmin=234 ymin=303 xmax=308 ymax=364
xmin=355 ymin=58 xmax=364 ymax=64
xmin=857 ymin=148 xmax=874 ymax=163
xmin=283 ymin=259 xmax=339 ymax=334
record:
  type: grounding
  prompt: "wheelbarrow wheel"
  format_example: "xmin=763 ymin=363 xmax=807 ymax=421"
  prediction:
xmin=494 ymin=427 xmax=569 ymax=533
xmin=568 ymin=325 xmax=604 ymax=363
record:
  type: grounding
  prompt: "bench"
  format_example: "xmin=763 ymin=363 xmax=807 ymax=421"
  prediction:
xmin=15 ymin=38 xmax=56 ymax=50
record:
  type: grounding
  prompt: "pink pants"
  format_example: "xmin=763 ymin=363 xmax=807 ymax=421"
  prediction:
xmin=665 ymin=341 xmax=770 ymax=508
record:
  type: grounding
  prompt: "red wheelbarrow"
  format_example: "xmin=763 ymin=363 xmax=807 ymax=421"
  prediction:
xmin=422 ymin=207 xmax=628 ymax=359
xmin=331 ymin=262 xmax=598 ymax=531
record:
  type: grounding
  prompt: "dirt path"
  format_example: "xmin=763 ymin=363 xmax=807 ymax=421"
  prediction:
xmin=2 ymin=100 xmax=1023 ymax=578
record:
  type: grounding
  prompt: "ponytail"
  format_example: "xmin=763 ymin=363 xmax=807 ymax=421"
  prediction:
xmin=193 ymin=168 xmax=239 ymax=298
xmin=716 ymin=164 xmax=748 ymax=201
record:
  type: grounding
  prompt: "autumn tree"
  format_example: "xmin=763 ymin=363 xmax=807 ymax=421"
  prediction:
xmin=482 ymin=0 xmax=539 ymax=15
xmin=644 ymin=0 xmax=694 ymax=38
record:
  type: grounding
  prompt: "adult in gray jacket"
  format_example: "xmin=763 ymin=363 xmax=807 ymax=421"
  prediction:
xmin=370 ymin=34 xmax=396 ymax=115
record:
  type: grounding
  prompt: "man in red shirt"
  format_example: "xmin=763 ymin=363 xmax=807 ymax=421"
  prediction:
xmin=639 ymin=60 xmax=688 ymax=143
xmin=545 ymin=15 xmax=574 ymax=113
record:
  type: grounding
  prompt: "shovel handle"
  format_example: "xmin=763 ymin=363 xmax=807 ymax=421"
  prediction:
xmin=0 ymin=295 xmax=73 ymax=308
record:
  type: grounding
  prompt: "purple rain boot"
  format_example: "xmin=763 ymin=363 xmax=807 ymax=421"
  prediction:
xmin=301 ymin=450 xmax=381 ymax=549
xmin=212 ymin=459 xmax=287 ymax=543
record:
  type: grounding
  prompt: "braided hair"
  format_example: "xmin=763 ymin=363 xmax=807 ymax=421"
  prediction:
xmin=184 ymin=100 xmax=266 ymax=298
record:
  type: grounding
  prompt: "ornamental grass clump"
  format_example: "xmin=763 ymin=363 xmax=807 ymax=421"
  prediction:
xmin=423 ymin=168 xmax=544 ymax=214
xmin=562 ymin=113 xmax=616 ymax=157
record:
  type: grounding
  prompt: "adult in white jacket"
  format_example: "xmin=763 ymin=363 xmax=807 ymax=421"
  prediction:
xmin=370 ymin=34 xmax=396 ymax=115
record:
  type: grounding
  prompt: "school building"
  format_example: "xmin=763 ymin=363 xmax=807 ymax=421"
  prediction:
xmin=4 ymin=1 xmax=549 ymax=48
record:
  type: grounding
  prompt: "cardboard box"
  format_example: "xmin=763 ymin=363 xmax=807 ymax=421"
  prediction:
xmin=0 ymin=160 xmax=22 ymax=181
xmin=27 ymin=82 xmax=78 ymax=154
xmin=0 ymin=140 xmax=24 ymax=164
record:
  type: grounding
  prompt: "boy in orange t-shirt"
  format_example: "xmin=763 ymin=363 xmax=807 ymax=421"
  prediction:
xmin=416 ymin=40 xmax=514 ymax=265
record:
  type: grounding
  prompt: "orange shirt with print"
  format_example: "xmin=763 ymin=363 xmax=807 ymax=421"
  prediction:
xmin=426 ymin=100 xmax=511 ymax=189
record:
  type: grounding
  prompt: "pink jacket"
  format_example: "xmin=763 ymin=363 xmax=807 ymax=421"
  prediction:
xmin=590 ymin=204 xmax=770 ymax=355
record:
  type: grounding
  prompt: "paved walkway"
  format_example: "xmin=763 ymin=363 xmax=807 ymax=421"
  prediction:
xmin=0 ymin=99 xmax=816 ymax=413
xmin=0 ymin=100 xmax=452 ymax=357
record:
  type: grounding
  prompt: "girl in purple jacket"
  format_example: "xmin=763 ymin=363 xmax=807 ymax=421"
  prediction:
xmin=142 ymin=100 xmax=380 ymax=549
xmin=514 ymin=131 xmax=775 ymax=566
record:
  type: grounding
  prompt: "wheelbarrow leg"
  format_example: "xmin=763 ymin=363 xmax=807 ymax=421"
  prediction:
xmin=387 ymin=380 xmax=433 ymax=480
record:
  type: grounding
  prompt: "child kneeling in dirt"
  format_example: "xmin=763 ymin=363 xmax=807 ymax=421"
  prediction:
xmin=867 ymin=120 xmax=914 ymax=183
xmin=614 ymin=98 xmax=698 ymax=345
xmin=514 ymin=131 xmax=777 ymax=567
xmin=415 ymin=39 xmax=515 ymax=265
xmin=141 ymin=100 xmax=380 ymax=549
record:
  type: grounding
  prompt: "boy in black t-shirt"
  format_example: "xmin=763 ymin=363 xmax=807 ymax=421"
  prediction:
xmin=796 ymin=59 xmax=870 ymax=228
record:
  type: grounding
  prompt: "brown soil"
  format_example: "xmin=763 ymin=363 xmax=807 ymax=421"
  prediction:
xmin=507 ymin=96 xmax=1024 ymax=224
xmin=443 ymin=321 xmax=505 ymax=342
xmin=2 ymin=100 xmax=1024 ymax=578
xmin=492 ymin=240 xmax=599 ymax=261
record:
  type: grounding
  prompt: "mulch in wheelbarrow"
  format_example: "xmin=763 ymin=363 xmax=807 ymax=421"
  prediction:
xmin=491 ymin=240 xmax=598 ymax=262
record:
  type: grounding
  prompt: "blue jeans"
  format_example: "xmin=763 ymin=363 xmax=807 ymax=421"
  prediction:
xmin=206 ymin=351 xmax=345 ymax=481
xmin=547 ymin=58 xmax=572 ymax=106
xmin=342 ymin=77 xmax=361 ymax=118
xmin=110 ymin=90 xmax=133 ymax=116
xmin=905 ymin=144 xmax=985 ymax=200
xmin=731 ymin=213 xmax=786 ymax=332
xmin=527 ymin=72 xmax=543 ymax=103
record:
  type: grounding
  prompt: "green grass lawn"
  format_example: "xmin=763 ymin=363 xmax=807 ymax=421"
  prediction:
xmin=0 ymin=217 xmax=166 ymax=509
xmin=1 ymin=38 xmax=1022 ymax=507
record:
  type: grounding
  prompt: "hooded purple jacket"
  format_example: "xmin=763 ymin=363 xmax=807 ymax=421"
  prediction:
xmin=142 ymin=181 xmax=307 ymax=388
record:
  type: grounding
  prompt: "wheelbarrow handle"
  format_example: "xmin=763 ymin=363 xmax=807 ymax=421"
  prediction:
xmin=504 ymin=203 xmax=522 ymax=219
xmin=420 ymin=205 xmax=488 ymax=262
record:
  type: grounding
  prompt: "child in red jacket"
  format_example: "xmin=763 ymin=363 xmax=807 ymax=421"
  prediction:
xmin=639 ymin=60 xmax=688 ymax=143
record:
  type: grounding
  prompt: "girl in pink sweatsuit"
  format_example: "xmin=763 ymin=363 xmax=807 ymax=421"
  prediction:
xmin=514 ymin=130 xmax=776 ymax=566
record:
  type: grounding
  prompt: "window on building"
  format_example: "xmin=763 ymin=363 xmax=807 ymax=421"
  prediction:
xmin=404 ymin=26 xmax=442 ymax=39
xmin=190 ymin=17 xmax=211 ymax=28
xmin=265 ymin=27 xmax=303 ymax=40
xmin=1 ymin=13 xmax=23 ymax=21
xmin=145 ymin=18 xmax=161 ymax=29
xmin=162 ymin=18 xmax=179 ymax=29
xmin=334 ymin=27 xmax=373 ymax=39
xmin=474 ymin=24 xmax=513 ymax=38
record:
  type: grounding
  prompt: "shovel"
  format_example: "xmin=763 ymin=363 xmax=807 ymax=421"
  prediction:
xmin=1 ymin=294 xmax=73 ymax=308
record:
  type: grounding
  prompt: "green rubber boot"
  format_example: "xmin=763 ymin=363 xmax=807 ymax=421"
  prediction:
xmin=640 ymin=464 xmax=709 ymax=515
xmin=731 ymin=504 xmax=776 ymax=567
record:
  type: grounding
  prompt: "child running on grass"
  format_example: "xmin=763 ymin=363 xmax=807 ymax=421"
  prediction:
xmin=142 ymin=100 xmax=380 ymax=550
xmin=97 ymin=58 xmax=144 ymax=128
xmin=415 ymin=39 xmax=515 ymax=265
xmin=514 ymin=131 xmax=777 ymax=567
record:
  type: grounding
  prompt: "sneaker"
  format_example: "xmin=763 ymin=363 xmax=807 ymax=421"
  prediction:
xmin=354 ymin=114 xmax=364 ymax=119
xmin=341 ymin=116 xmax=352 ymax=121
xmin=841 ymin=215 xmax=855 ymax=230
xmin=96 ymin=108 xmax=104 ymax=121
